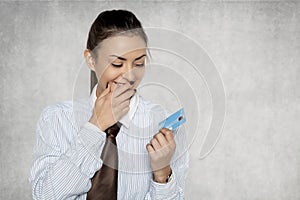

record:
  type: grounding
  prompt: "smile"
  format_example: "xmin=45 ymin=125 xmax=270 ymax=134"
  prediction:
xmin=114 ymin=80 xmax=135 ymax=85
xmin=113 ymin=81 xmax=126 ymax=85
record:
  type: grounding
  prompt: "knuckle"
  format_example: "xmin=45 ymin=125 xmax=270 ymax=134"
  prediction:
xmin=160 ymin=128 xmax=166 ymax=133
xmin=167 ymin=131 xmax=174 ymax=138
xmin=156 ymin=132 xmax=162 ymax=137
xmin=150 ymin=138 xmax=155 ymax=144
xmin=154 ymin=133 xmax=161 ymax=140
xmin=124 ymin=106 xmax=130 ymax=112
xmin=164 ymin=128 xmax=170 ymax=132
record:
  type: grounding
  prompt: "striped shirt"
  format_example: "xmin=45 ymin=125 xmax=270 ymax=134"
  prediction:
xmin=29 ymin=84 xmax=189 ymax=199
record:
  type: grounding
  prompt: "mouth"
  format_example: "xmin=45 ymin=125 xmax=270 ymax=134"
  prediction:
xmin=113 ymin=81 xmax=126 ymax=85
xmin=113 ymin=80 xmax=135 ymax=85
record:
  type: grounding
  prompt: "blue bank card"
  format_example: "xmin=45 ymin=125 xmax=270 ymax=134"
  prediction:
xmin=159 ymin=108 xmax=186 ymax=131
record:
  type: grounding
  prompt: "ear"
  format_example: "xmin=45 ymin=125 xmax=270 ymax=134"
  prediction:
xmin=84 ymin=49 xmax=96 ymax=71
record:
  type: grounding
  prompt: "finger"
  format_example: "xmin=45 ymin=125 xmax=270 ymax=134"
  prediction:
xmin=113 ymin=82 xmax=132 ymax=98
xmin=115 ymin=99 xmax=130 ymax=110
xmin=99 ymin=82 xmax=112 ymax=99
xmin=112 ymin=100 xmax=130 ymax=119
xmin=160 ymin=128 xmax=174 ymax=142
xmin=154 ymin=133 xmax=168 ymax=147
xmin=121 ymin=106 xmax=130 ymax=115
xmin=114 ymin=106 xmax=130 ymax=120
xmin=150 ymin=138 xmax=161 ymax=150
xmin=114 ymin=89 xmax=135 ymax=105
xmin=146 ymin=143 xmax=155 ymax=153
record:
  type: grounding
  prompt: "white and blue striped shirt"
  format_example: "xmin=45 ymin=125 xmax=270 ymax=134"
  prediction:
xmin=29 ymin=84 xmax=189 ymax=199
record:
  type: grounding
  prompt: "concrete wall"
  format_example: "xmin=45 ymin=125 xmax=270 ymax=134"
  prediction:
xmin=0 ymin=1 xmax=299 ymax=199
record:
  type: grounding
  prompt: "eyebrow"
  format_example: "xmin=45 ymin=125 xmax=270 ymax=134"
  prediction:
xmin=109 ymin=54 xmax=146 ymax=61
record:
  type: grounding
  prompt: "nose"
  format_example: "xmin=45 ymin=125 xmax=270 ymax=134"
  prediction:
xmin=121 ymin=64 xmax=135 ymax=84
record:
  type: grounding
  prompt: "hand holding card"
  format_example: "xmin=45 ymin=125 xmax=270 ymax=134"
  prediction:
xmin=146 ymin=108 xmax=186 ymax=183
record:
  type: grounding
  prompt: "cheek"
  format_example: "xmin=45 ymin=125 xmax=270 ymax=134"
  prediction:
xmin=98 ymin=67 xmax=120 ymax=88
xmin=132 ymin=68 xmax=145 ymax=88
xmin=135 ymin=67 xmax=145 ymax=80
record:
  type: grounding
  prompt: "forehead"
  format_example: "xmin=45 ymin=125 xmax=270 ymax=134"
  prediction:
xmin=97 ymin=35 xmax=147 ymax=57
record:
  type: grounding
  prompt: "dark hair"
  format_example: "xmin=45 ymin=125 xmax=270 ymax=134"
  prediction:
xmin=87 ymin=10 xmax=147 ymax=51
xmin=87 ymin=10 xmax=147 ymax=92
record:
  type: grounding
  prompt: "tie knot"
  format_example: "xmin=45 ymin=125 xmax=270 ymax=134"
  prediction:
xmin=105 ymin=122 xmax=121 ymax=138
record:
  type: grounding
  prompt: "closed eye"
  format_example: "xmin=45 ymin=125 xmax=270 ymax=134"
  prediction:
xmin=135 ymin=63 xmax=145 ymax=67
xmin=111 ymin=63 xmax=123 ymax=68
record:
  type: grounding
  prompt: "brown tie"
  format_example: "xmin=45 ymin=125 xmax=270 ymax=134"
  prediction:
xmin=87 ymin=122 xmax=121 ymax=200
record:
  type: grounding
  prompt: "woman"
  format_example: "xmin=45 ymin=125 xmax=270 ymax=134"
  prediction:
xmin=30 ymin=10 xmax=189 ymax=199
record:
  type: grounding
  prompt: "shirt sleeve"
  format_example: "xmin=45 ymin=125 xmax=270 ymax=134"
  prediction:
xmin=29 ymin=105 xmax=106 ymax=200
xmin=144 ymin=125 xmax=190 ymax=200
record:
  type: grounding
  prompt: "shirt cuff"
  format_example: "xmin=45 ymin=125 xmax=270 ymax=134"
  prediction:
xmin=150 ymin=173 xmax=177 ymax=197
xmin=78 ymin=122 xmax=106 ymax=161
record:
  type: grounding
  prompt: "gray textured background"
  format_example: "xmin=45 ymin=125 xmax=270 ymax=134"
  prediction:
xmin=1 ymin=1 xmax=300 ymax=199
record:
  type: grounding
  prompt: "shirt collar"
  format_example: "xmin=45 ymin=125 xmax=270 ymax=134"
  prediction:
xmin=89 ymin=83 xmax=139 ymax=129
